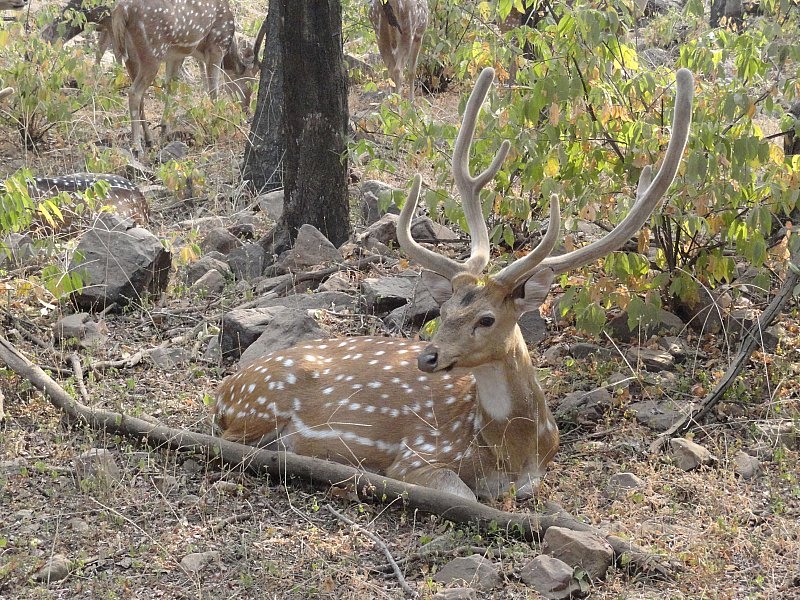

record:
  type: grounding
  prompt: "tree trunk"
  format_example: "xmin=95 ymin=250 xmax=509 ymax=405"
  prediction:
xmin=242 ymin=4 xmax=285 ymax=193
xmin=279 ymin=0 xmax=350 ymax=248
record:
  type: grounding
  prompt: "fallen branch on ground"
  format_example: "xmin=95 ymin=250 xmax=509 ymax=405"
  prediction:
xmin=650 ymin=262 xmax=800 ymax=453
xmin=0 ymin=333 xmax=677 ymax=580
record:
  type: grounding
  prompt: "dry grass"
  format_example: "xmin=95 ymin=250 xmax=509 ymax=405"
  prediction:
xmin=2 ymin=6 xmax=800 ymax=600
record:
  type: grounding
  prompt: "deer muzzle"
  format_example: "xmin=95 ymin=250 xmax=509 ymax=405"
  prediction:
xmin=417 ymin=345 xmax=441 ymax=372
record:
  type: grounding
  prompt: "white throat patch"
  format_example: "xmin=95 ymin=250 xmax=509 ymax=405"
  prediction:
xmin=472 ymin=364 xmax=512 ymax=421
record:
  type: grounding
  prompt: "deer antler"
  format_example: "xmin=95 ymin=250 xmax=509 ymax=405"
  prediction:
xmin=398 ymin=67 xmax=510 ymax=280
xmin=534 ymin=68 xmax=694 ymax=276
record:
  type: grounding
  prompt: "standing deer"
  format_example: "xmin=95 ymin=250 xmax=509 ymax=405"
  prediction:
xmin=213 ymin=67 xmax=694 ymax=502
xmin=110 ymin=0 xmax=250 ymax=155
xmin=369 ymin=0 xmax=429 ymax=100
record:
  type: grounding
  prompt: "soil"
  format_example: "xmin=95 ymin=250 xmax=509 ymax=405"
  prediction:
xmin=1 ymin=6 xmax=800 ymax=600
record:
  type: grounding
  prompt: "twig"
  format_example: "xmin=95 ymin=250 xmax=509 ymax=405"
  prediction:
xmin=325 ymin=504 xmax=418 ymax=599
xmin=649 ymin=262 xmax=800 ymax=453
xmin=211 ymin=512 xmax=254 ymax=533
xmin=88 ymin=321 xmax=207 ymax=371
xmin=69 ymin=354 xmax=91 ymax=404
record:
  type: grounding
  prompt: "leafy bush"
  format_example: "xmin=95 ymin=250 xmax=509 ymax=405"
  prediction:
xmin=0 ymin=20 xmax=121 ymax=149
xmin=352 ymin=0 xmax=800 ymax=335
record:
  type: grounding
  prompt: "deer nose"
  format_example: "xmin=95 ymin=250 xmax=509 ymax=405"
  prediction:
xmin=417 ymin=346 xmax=439 ymax=372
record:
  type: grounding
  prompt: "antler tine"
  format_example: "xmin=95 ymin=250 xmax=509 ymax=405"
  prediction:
xmin=493 ymin=193 xmax=561 ymax=288
xmin=398 ymin=174 xmax=464 ymax=280
xmin=455 ymin=67 xmax=511 ymax=274
xmin=397 ymin=67 xmax=511 ymax=280
xmin=537 ymin=68 xmax=694 ymax=276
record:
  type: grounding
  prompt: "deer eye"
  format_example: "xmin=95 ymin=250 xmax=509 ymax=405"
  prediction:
xmin=477 ymin=315 xmax=495 ymax=328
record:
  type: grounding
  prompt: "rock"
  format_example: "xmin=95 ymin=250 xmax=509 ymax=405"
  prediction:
xmin=149 ymin=347 xmax=190 ymax=370
xmin=186 ymin=254 xmax=232 ymax=286
xmin=157 ymin=140 xmax=189 ymax=163
xmin=672 ymin=286 xmax=729 ymax=334
xmin=542 ymin=526 xmax=613 ymax=580
xmin=753 ymin=421 xmax=797 ymax=449
xmin=228 ymin=242 xmax=266 ymax=280
xmin=318 ymin=271 xmax=355 ymax=293
xmin=240 ymin=309 xmax=327 ymax=366
xmin=68 ymin=518 xmax=90 ymax=533
xmin=191 ymin=269 xmax=226 ymax=296
xmin=519 ymin=554 xmax=582 ymax=600
xmin=555 ymin=387 xmax=612 ymax=425
xmin=669 ymin=437 xmax=716 ymax=471
xmin=0 ymin=458 xmax=28 ymax=475
xmin=33 ymin=554 xmax=71 ymax=583
xmin=570 ymin=343 xmax=612 ymax=360
xmin=725 ymin=309 xmax=780 ymax=353
xmin=732 ymin=450 xmax=760 ymax=480
xmin=73 ymin=448 xmax=121 ymax=486
xmin=256 ymin=189 xmax=284 ymax=221
xmin=432 ymin=588 xmax=478 ymax=600
xmin=607 ymin=309 xmax=684 ymax=343
xmin=657 ymin=336 xmax=688 ymax=360
xmin=361 ymin=213 xmax=400 ymax=246
xmin=541 ymin=343 xmax=569 ymax=365
xmin=221 ymin=306 xmax=326 ymax=361
xmin=624 ymin=348 xmax=675 ymax=371
xmin=201 ymin=227 xmax=242 ymax=255
xmin=52 ymin=313 xmax=108 ymax=348
xmin=384 ymin=277 xmax=440 ymax=329
xmin=359 ymin=179 xmax=400 ymax=225
xmin=628 ymin=399 xmax=685 ymax=431
xmin=180 ymin=551 xmax=220 ymax=574
xmin=607 ymin=472 xmax=645 ymax=496
xmin=254 ymin=291 xmax=356 ymax=313
xmin=274 ymin=224 xmax=342 ymax=271
xmin=519 ymin=310 xmax=548 ymax=345
xmin=69 ymin=214 xmax=171 ymax=311
xmin=432 ymin=554 xmax=502 ymax=591
xmin=0 ymin=232 xmax=35 ymax=268
xmin=362 ymin=275 xmax=416 ymax=314
xmin=228 ymin=221 xmax=256 ymax=241
xmin=409 ymin=216 xmax=460 ymax=242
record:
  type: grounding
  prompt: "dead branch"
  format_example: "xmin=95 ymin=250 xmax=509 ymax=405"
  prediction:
xmin=650 ymin=263 xmax=800 ymax=453
xmin=325 ymin=504 xmax=417 ymax=598
xmin=0 ymin=333 xmax=675 ymax=580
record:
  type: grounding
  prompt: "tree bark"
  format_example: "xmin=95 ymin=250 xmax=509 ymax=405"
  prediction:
xmin=242 ymin=4 xmax=285 ymax=193
xmin=278 ymin=0 xmax=350 ymax=248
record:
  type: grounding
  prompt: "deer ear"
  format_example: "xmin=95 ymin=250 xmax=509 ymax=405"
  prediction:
xmin=513 ymin=268 xmax=554 ymax=315
xmin=421 ymin=269 xmax=453 ymax=305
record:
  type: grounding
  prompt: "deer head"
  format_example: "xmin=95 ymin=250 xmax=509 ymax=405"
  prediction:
xmin=213 ymin=67 xmax=694 ymax=502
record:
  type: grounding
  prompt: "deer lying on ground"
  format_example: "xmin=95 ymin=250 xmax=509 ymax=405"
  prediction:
xmin=213 ymin=67 xmax=694 ymax=502
xmin=110 ymin=0 xmax=255 ymax=155
xmin=0 ymin=0 xmax=26 ymax=9
xmin=369 ymin=0 xmax=429 ymax=100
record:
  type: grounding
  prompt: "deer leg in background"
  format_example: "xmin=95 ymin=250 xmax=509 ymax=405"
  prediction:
xmin=405 ymin=27 xmax=424 ymax=100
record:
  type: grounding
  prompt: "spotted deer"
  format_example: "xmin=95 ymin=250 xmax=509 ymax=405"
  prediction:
xmin=213 ymin=67 xmax=694 ymax=502
xmin=110 ymin=0 xmax=253 ymax=155
xmin=369 ymin=0 xmax=429 ymax=100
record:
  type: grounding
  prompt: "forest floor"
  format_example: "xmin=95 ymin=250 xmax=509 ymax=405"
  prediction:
xmin=2 ymin=5 xmax=800 ymax=600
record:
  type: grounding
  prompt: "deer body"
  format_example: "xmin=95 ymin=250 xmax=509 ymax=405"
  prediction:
xmin=110 ymin=0 xmax=241 ymax=154
xmin=24 ymin=173 xmax=149 ymax=234
xmin=0 ymin=0 xmax=26 ymax=10
xmin=369 ymin=0 xmax=429 ymax=100
xmin=214 ymin=67 xmax=694 ymax=502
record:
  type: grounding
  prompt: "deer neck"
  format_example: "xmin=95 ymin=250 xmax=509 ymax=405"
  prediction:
xmin=471 ymin=325 xmax=543 ymax=423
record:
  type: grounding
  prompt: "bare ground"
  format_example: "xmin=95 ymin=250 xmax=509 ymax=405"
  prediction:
xmin=2 ymin=14 xmax=800 ymax=600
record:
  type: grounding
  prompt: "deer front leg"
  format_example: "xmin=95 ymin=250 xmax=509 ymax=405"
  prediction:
xmin=387 ymin=460 xmax=477 ymax=502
